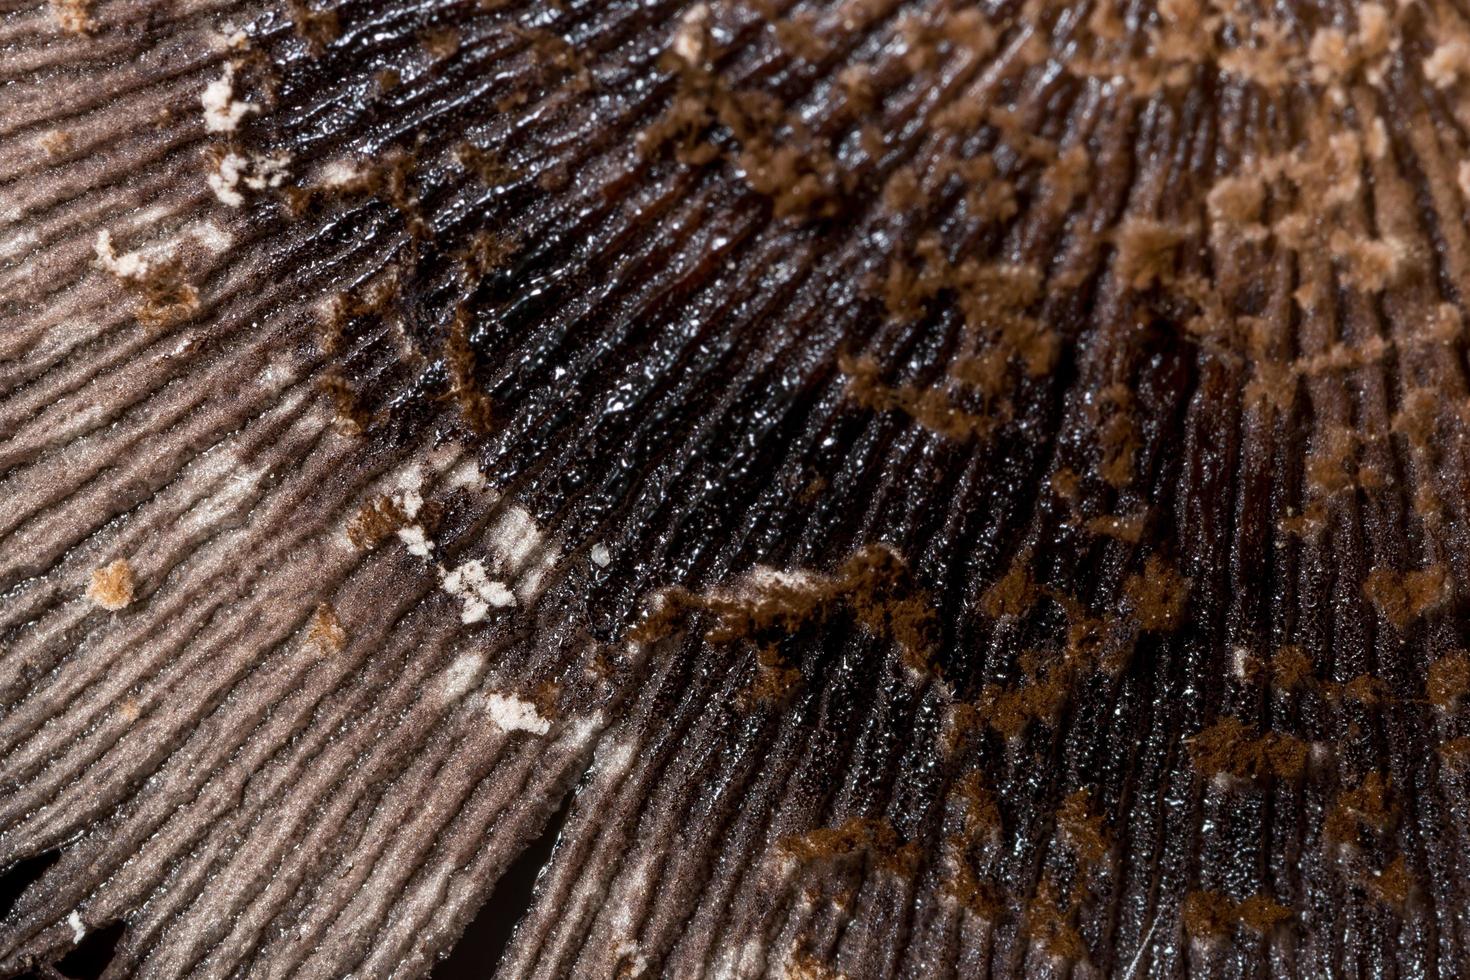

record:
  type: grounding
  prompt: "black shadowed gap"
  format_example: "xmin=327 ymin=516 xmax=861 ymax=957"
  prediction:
xmin=0 ymin=852 xmax=59 ymax=924
xmin=53 ymin=921 xmax=124 ymax=980
xmin=431 ymin=786 xmax=578 ymax=979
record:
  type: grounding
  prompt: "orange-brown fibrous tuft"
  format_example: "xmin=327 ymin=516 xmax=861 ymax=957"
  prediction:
xmin=1366 ymin=856 xmax=1413 ymax=907
xmin=460 ymin=229 xmax=520 ymax=279
xmin=1094 ymin=384 xmax=1139 ymax=488
xmin=1025 ymin=878 xmax=1086 ymax=962
xmin=445 ymin=306 xmax=497 ymax=434
xmin=1113 ymin=218 xmax=1192 ymax=290
xmin=630 ymin=544 xmax=936 ymax=676
xmin=456 ymin=143 xmax=521 ymax=186
xmin=287 ymin=0 xmax=340 ymax=52
xmin=37 ymin=130 xmax=73 ymax=157
xmin=1269 ymin=650 xmax=1312 ymax=687
xmin=1324 ymin=771 xmax=1397 ymax=844
xmin=346 ymin=495 xmax=409 ymax=549
xmin=130 ymin=259 xmax=201 ymax=328
xmin=780 ymin=817 xmax=907 ymax=870
xmin=420 ymin=26 xmax=461 ymax=60
xmin=308 ymin=603 xmax=347 ymax=653
xmin=285 ymin=147 xmax=419 ymax=217
xmin=839 ymin=354 xmax=999 ymax=444
xmin=1189 ymin=716 xmax=1307 ymax=781
xmin=1085 ymin=513 xmax=1146 ymax=543
xmin=88 ymin=559 xmax=136 ymax=611
xmin=1362 ymin=565 xmax=1448 ymax=629
xmin=1439 ymin=737 xmax=1470 ymax=771
xmin=1183 ymin=890 xmax=1292 ymax=938
xmin=980 ymin=561 xmax=1036 ymax=619
xmin=319 ymin=372 xmax=373 ymax=433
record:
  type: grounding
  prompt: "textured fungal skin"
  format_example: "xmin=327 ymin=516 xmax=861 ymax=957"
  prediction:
xmin=4 ymin=1 xmax=1470 ymax=978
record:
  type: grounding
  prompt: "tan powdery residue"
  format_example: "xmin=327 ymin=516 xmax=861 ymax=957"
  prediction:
xmin=51 ymin=0 xmax=94 ymax=33
xmin=88 ymin=559 xmax=135 ymax=611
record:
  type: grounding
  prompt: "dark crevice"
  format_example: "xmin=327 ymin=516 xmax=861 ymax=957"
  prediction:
xmin=431 ymin=786 xmax=577 ymax=980
xmin=0 ymin=851 xmax=59 ymax=924
xmin=54 ymin=921 xmax=124 ymax=980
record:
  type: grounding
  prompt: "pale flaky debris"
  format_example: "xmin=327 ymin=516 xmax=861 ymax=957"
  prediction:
xmin=1425 ymin=39 xmax=1470 ymax=89
xmin=87 ymin=559 xmax=136 ymax=611
xmin=485 ymin=692 xmax=552 ymax=734
xmin=671 ymin=2 xmax=710 ymax=65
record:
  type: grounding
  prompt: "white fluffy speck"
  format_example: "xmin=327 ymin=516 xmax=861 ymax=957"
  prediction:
xmin=94 ymin=230 xmax=152 ymax=279
xmin=67 ymin=911 xmax=85 ymax=944
xmin=397 ymin=524 xmax=432 ymax=557
xmin=201 ymin=66 xmax=258 ymax=132
xmin=486 ymin=692 xmax=550 ymax=734
xmin=441 ymin=559 xmax=515 ymax=623
xmin=590 ymin=543 xmax=611 ymax=567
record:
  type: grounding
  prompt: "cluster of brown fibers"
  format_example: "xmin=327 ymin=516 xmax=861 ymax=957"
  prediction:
xmin=4 ymin=0 xmax=1470 ymax=977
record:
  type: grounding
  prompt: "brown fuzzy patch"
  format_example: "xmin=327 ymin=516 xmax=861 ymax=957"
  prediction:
xmin=1025 ymin=878 xmax=1086 ymax=962
xmin=1340 ymin=673 xmax=1389 ymax=707
xmin=346 ymin=495 xmax=409 ymax=548
xmin=36 ymin=130 xmax=73 ymax=158
xmin=1056 ymin=789 xmax=1109 ymax=866
xmin=1123 ymin=556 xmax=1190 ymax=631
xmin=784 ymin=950 xmax=848 ymax=980
xmin=1439 ymin=737 xmax=1470 ymax=771
xmin=1095 ymin=383 xmax=1139 ymax=488
xmin=1085 ymin=513 xmax=1146 ymax=543
xmin=1427 ymin=652 xmax=1470 ymax=709
xmin=1183 ymin=890 xmax=1293 ymax=938
xmin=980 ymin=561 xmax=1036 ymax=619
xmin=952 ymin=771 xmax=1001 ymax=837
xmin=129 ymin=259 xmax=200 ymax=328
xmin=1113 ymin=218 xmax=1192 ymax=290
xmin=977 ymin=669 xmax=1071 ymax=739
xmin=444 ymin=305 xmax=497 ymax=434
xmin=1365 ymin=855 xmax=1412 ymax=907
xmin=285 ymin=147 xmax=420 ymax=217
xmin=319 ymin=372 xmax=373 ymax=433
xmin=287 ymin=0 xmax=340 ymax=52
xmin=780 ymin=818 xmax=909 ymax=871
xmin=1271 ymin=646 xmax=1313 ymax=690
xmin=420 ymin=26 xmax=460 ymax=60
xmin=1324 ymin=771 xmax=1396 ymax=843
